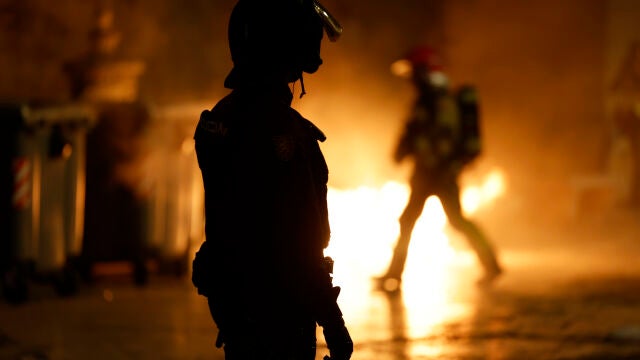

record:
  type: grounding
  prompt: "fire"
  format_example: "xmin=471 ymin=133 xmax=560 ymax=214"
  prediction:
xmin=325 ymin=168 xmax=506 ymax=332
xmin=460 ymin=170 xmax=506 ymax=214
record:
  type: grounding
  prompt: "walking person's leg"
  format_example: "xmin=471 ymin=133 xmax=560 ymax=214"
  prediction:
xmin=438 ymin=181 xmax=502 ymax=285
xmin=377 ymin=174 xmax=430 ymax=289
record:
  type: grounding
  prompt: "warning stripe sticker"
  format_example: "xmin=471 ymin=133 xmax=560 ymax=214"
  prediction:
xmin=12 ymin=158 xmax=31 ymax=210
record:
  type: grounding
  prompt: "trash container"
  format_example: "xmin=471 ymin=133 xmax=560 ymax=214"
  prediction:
xmin=80 ymin=102 xmax=205 ymax=284
xmin=0 ymin=103 xmax=95 ymax=303
xmin=81 ymin=102 xmax=153 ymax=285
xmin=146 ymin=103 xmax=205 ymax=277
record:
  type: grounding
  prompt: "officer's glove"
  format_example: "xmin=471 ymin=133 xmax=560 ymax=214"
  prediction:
xmin=322 ymin=318 xmax=353 ymax=360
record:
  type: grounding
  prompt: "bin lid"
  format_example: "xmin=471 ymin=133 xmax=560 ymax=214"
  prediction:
xmin=0 ymin=103 xmax=97 ymax=129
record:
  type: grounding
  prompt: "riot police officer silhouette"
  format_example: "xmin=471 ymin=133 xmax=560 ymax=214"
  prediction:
xmin=191 ymin=0 xmax=352 ymax=359
xmin=376 ymin=46 xmax=502 ymax=291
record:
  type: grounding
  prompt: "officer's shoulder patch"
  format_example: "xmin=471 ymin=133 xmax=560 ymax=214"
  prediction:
xmin=198 ymin=109 xmax=229 ymax=136
xmin=273 ymin=135 xmax=295 ymax=161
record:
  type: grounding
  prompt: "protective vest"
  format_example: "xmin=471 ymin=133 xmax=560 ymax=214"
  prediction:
xmin=396 ymin=85 xmax=481 ymax=172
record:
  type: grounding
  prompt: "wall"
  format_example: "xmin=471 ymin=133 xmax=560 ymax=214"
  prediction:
xmin=442 ymin=0 xmax=608 ymax=219
xmin=0 ymin=0 xmax=236 ymax=103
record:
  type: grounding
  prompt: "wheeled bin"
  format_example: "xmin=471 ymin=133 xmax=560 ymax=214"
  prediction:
xmin=0 ymin=103 xmax=95 ymax=303
xmin=146 ymin=103 xmax=205 ymax=276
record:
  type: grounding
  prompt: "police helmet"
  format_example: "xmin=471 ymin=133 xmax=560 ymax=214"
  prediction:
xmin=224 ymin=0 xmax=342 ymax=88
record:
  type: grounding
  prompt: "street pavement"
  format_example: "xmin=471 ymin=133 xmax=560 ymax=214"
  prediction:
xmin=2 ymin=207 xmax=640 ymax=360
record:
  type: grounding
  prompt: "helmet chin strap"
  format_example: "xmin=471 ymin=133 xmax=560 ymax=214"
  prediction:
xmin=299 ymin=73 xmax=307 ymax=98
xmin=288 ymin=71 xmax=307 ymax=99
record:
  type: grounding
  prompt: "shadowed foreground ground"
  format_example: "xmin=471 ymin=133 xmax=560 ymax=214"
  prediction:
xmin=2 ymin=208 xmax=640 ymax=360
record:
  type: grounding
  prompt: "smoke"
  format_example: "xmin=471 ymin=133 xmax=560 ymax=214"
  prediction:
xmin=292 ymin=1 xmax=445 ymax=189
xmin=440 ymin=0 xmax=611 ymax=224
xmin=112 ymin=0 xmax=236 ymax=103
xmin=2 ymin=0 xmax=638 ymax=226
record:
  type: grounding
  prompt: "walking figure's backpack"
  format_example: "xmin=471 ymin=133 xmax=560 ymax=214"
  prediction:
xmin=454 ymin=84 xmax=481 ymax=166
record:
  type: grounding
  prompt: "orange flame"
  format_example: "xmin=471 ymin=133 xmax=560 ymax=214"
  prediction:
xmin=325 ymin=168 xmax=506 ymax=330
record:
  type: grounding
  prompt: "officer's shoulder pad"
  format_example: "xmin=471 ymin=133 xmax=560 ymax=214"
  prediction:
xmin=303 ymin=118 xmax=326 ymax=142
xmin=200 ymin=109 xmax=212 ymax=121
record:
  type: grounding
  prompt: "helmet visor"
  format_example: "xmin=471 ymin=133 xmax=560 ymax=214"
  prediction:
xmin=312 ymin=0 xmax=342 ymax=42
